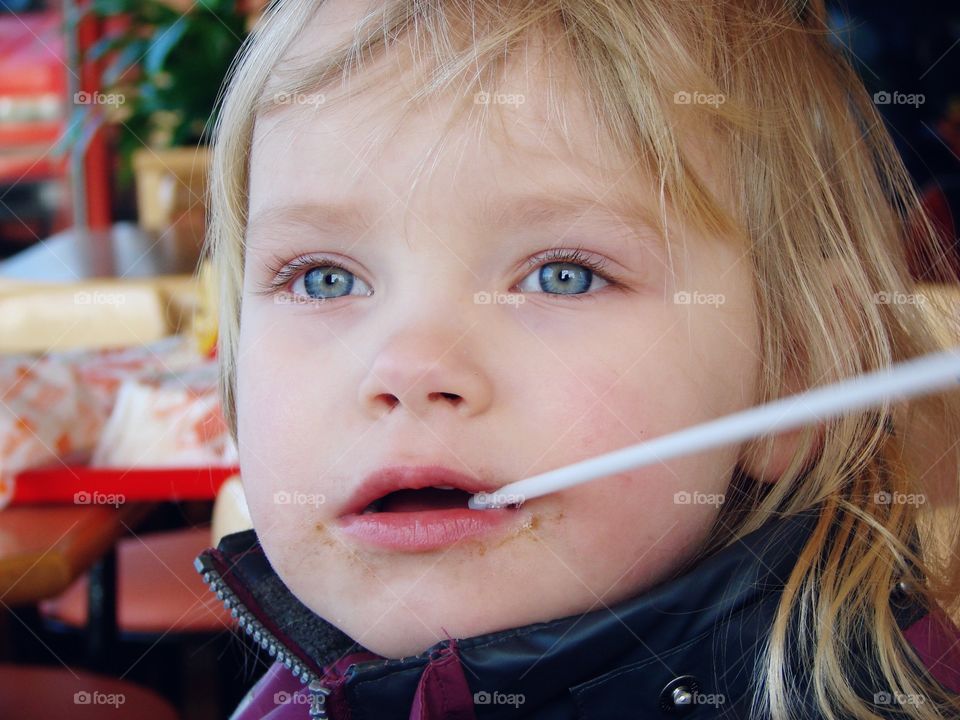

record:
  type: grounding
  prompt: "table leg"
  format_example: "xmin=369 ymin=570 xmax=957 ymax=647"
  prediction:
xmin=85 ymin=544 xmax=117 ymax=672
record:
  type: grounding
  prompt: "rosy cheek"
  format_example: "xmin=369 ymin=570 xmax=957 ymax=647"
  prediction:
xmin=236 ymin=362 xmax=295 ymax=512
xmin=563 ymin=400 xmax=643 ymax=465
xmin=558 ymin=359 xmax=672 ymax=450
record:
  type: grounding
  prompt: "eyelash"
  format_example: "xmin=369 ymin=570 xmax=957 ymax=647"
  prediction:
xmin=520 ymin=246 xmax=618 ymax=286
xmin=251 ymin=252 xmax=346 ymax=297
xmin=251 ymin=245 xmax=623 ymax=298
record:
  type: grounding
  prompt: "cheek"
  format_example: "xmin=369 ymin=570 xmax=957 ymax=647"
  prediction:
xmin=235 ymin=313 xmax=340 ymax=528
xmin=545 ymin=446 xmax=732 ymax=598
xmin=535 ymin=329 xmax=723 ymax=447
xmin=519 ymin=320 xmax=749 ymax=594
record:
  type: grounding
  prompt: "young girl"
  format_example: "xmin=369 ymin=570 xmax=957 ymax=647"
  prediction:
xmin=195 ymin=1 xmax=960 ymax=717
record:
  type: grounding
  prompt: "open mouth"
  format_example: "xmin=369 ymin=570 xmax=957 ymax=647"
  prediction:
xmin=338 ymin=474 xmax=525 ymax=551
xmin=361 ymin=486 xmax=473 ymax=514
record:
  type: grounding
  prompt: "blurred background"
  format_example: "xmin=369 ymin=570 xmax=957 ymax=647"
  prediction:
xmin=0 ymin=1 xmax=957 ymax=719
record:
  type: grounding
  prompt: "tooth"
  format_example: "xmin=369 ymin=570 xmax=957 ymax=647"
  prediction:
xmin=434 ymin=485 xmax=455 ymax=490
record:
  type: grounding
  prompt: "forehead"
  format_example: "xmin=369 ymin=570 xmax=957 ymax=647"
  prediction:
xmin=248 ymin=6 xmax=654 ymax=224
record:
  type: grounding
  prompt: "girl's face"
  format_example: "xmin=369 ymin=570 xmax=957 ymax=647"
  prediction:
xmin=237 ymin=24 xmax=762 ymax=659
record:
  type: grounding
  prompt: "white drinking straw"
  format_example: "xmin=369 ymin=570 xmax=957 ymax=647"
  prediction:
xmin=467 ymin=347 xmax=960 ymax=510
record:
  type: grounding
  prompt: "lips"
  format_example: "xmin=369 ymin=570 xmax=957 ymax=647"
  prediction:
xmin=339 ymin=465 xmax=500 ymax=517
xmin=334 ymin=464 xmax=525 ymax=552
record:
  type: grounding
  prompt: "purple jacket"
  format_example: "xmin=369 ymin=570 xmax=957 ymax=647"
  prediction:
xmin=195 ymin=508 xmax=960 ymax=719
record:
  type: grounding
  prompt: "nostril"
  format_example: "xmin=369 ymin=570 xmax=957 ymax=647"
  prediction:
xmin=377 ymin=394 xmax=400 ymax=410
xmin=432 ymin=392 xmax=462 ymax=405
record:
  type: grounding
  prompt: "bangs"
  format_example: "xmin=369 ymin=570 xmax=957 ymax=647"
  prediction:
xmin=248 ymin=0 xmax=740 ymax=245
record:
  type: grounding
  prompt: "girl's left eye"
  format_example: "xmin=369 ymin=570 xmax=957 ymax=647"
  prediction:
xmin=514 ymin=248 xmax=616 ymax=296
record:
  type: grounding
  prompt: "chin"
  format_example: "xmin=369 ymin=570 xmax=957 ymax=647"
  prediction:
xmin=353 ymin=629 xmax=443 ymax=659
xmin=342 ymin=610 xmax=507 ymax=659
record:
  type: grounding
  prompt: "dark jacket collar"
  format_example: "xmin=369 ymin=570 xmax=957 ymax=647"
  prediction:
xmin=196 ymin=506 xmax=932 ymax=719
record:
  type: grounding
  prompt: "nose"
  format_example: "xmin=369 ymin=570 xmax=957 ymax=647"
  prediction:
xmin=357 ymin=330 xmax=493 ymax=419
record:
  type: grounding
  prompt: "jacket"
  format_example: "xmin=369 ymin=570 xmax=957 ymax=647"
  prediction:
xmin=194 ymin=507 xmax=960 ymax=719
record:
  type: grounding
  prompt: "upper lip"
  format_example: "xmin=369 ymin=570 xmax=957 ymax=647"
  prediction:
xmin=340 ymin=465 xmax=499 ymax=516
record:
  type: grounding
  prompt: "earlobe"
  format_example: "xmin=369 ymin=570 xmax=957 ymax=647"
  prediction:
xmin=736 ymin=346 xmax=824 ymax=484
xmin=737 ymin=423 xmax=823 ymax=484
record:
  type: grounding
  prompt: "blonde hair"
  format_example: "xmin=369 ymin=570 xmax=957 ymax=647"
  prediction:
xmin=203 ymin=1 xmax=960 ymax=717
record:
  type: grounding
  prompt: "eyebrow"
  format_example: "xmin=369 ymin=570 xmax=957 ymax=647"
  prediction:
xmin=477 ymin=192 xmax=658 ymax=235
xmin=245 ymin=192 xmax=659 ymax=245
xmin=246 ymin=200 xmax=375 ymax=241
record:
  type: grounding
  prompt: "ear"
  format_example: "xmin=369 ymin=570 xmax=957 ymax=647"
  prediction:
xmin=737 ymin=258 xmax=856 ymax=484
xmin=736 ymin=358 xmax=825 ymax=484
xmin=737 ymin=419 xmax=823 ymax=484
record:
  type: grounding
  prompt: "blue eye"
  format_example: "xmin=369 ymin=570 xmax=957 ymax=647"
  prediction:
xmin=254 ymin=254 xmax=373 ymax=302
xmin=516 ymin=247 xmax=615 ymax=296
xmin=297 ymin=266 xmax=359 ymax=300
xmin=516 ymin=259 xmax=611 ymax=295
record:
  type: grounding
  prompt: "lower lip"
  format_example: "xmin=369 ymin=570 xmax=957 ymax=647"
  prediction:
xmin=335 ymin=507 xmax=521 ymax=552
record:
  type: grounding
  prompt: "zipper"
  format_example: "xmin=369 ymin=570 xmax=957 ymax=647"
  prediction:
xmin=198 ymin=562 xmax=333 ymax=719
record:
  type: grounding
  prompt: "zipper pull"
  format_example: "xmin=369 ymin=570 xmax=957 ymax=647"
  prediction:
xmin=307 ymin=679 xmax=331 ymax=719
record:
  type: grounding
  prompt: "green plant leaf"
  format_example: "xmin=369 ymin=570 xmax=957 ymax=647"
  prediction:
xmin=137 ymin=82 xmax=163 ymax=114
xmin=91 ymin=0 xmax=134 ymax=15
xmin=53 ymin=105 xmax=94 ymax=158
xmin=196 ymin=0 xmax=235 ymax=13
xmin=86 ymin=32 xmax=130 ymax=62
xmin=66 ymin=105 xmax=110 ymax=159
xmin=102 ymin=39 xmax=148 ymax=86
xmin=145 ymin=20 xmax=189 ymax=77
xmin=91 ymin=0 xmax=180 ymax=25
